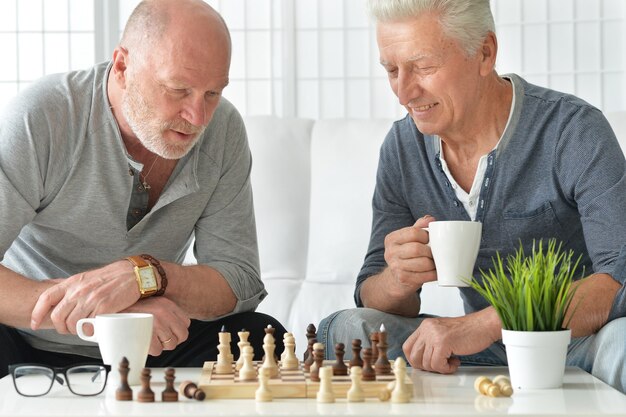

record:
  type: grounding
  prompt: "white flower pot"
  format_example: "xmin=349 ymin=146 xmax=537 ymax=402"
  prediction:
xmin=502 ymin=329 xmax=571 ymax=390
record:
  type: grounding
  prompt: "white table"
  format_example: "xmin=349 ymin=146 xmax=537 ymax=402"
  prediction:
xmin=1 ymin=367 xmax=625 ymax=417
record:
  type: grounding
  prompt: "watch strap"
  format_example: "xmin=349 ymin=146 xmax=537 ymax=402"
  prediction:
xmin=140 ymin=254 xmax=168 ymax=296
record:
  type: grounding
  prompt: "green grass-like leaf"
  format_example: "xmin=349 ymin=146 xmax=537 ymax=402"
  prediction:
xmin=470 ymin=239 xmax=582 ymax=331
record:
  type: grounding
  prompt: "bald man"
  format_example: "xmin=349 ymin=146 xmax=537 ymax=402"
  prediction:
xmin=0 ymin=0 xmax=285 ymax=377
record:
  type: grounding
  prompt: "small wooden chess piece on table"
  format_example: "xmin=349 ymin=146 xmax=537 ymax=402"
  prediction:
xmin=137 ymin=368 xmax=155 ymax=402
xmin=115 ymin=357 xmax=133 ymax=401
xmin=161 ymin=367 xmax=179 ymax=402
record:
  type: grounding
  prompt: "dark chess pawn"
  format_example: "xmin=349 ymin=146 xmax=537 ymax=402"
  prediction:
xmin=304 ymin=337 xmax=317 ymax=371
xmin=361 ymin=348 xmax=376 ymax=381
xmin=304 ymin=323 xmax=317 ymax=361
xmin=137 ymin=368 xmax=155 ymax=402
xmin=115 ymin=357 xmax=133 ymax=401
xmin=332 ymin=343 xmax=348 ymax=376
xmin=349 ymin=339 xmax=363 ymax=368
xmin=179 ymin=380 xmax=206 ymax=401
xmin=161 ymin=367 xmax=179 ymax=402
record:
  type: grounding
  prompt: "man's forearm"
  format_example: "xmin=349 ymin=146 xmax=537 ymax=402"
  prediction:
xmin=0 ymin=265 xmax=55 ymax=328
xmin=360 ymin=268 xmax=421 ymax=317
xmin=567 ymin=273 xmax=620 ymax=337
xmin=159 ymin=263 xmax=237 ymax=319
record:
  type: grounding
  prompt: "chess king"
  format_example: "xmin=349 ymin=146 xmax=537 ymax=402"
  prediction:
xmin=0 ymin=0 xmax=287 ymax=377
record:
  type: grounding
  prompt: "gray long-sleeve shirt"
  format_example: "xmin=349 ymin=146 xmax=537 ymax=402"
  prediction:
xmin=0 ymin=62 xmax=266 ymax=356
xmin=356 ymin=74 xmax=626 ymax=321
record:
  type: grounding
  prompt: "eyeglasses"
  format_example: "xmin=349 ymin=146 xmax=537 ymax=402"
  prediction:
xmin=8 ymin=363 xmax=111 ymax=397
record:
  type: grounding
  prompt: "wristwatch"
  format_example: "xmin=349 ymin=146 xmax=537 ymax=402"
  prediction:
xmin=126 ymin=255 xmax=158 ymax=298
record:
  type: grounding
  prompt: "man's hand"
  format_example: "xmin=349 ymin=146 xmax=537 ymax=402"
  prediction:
xmin=403 ymin=308 xmax=501 ymax=373
xmin=383 ymin=215 xmax=437 ymax=297
xmin=30 ymin=260 xmax=140 ymax=334
xmin=122 ymin=297 xmax=191 ymax=356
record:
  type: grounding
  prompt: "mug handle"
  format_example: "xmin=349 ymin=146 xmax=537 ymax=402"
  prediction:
xmin=76 ymin=318 xmax=97 ymax=342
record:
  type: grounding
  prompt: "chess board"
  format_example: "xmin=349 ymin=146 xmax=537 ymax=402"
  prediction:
xmin=198 ymin=360 xmax=413 ymax=399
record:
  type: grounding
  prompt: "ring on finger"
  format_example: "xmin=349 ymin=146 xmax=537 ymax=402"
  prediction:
xmin=159 ymin=337 xmax=173 ymax=345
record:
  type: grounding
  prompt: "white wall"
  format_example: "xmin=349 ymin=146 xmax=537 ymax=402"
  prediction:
xmin=1 ymin=0 xmax=625 ymax=117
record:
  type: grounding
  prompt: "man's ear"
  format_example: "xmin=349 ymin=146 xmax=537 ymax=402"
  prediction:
xmin=111 ymin=46 xmax=129 ymax=89
xmin=478 ymin=31 xmax=498 ymax=76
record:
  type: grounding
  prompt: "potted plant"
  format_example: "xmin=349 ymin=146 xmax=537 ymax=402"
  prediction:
xmin=469 ymin=239 xmax=581 ymax=390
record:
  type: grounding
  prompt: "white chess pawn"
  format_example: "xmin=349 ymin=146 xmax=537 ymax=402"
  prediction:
xmin=239 ymin=345 xmax=257 ymax=381
xmin=391 ymin=357 xmax=410 ymax=403
xmin=215 ymin=330 xmax=233 ymax=374
xmin=236 ymin=330 xmax=251 ymax=371
xmin=255 ymin=367 xmax=273 ymax=402
xmin=316 ymin=366 xmax=335 ymax=403
xmin=281 ymin=334 xmax=299 ymax=370
xmin=347 ymin=366 xmax=365 ymax=402
xmin=280 ymin=332 xmax=293 ymax=362
xmin=261 ymin=327 xmax=279 ymax=378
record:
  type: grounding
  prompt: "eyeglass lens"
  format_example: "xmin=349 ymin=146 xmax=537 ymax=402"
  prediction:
xmin=66 ymin=365 xmax=108 ymax=395
xmin=12 ymin=365 xmax=107 ymax=396
xmin=12 ymin=366 xmax=55 ymax=397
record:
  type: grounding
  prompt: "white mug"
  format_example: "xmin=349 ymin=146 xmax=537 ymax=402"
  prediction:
xmin=426 ymin=221 xmax=482 ymax=287
xmin=77 ymin=313 xmax=153 ymax=386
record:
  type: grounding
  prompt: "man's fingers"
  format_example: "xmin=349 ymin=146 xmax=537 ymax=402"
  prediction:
xmin=31 ymin=285 xmax=66 ymax=330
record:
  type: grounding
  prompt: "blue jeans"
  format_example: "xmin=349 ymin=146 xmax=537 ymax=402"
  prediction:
xmin=318 ymin=307 xmax=626 ymax=393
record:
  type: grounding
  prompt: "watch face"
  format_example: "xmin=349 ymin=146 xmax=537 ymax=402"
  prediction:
xmin=139 ymin=267 xmax=157 ymax=289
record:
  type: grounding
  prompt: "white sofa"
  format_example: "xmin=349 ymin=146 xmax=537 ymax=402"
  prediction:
xmin=244 ymin=112 xmax=626 ymax=351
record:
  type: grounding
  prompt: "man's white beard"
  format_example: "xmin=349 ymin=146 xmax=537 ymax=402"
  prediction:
xmin=121 ymin=82 xmax=205 ymax=160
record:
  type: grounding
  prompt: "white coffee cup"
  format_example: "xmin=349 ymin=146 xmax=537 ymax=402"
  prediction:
xmin=76 ymin=313 xmax=153 ymax=386
xmin=426 ymin=220 xmax=482 ymax=287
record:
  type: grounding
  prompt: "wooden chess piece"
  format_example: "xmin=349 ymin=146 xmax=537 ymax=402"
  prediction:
xmin=261 ymin=325 xmax=279 ymax=378
xmin=370 ymin=331 xmax=380 ymax=364
xmin=115 ymin=356 xmax=133 ymax=401
xmin=310 ymin=342 xmax=325 ymax=382
xmin=280 ymin=332 xmax=293 ymax=362
xmin=304 ymin=323 xmax=317 ymax=361
xmin=316 ymin=366 xmax=335 ymax=403
xmin=239 ymin=345 xmax=257 ymax=381
xmin=493 ymin=375 xmax=514 ymax=397
xmin=178 ymin=380 xmax=206 ymax=401
xmin=346 ymin=366 xmax=365 ymax=402
xmin=161 ymin=367 xmax=179 ymax=402
xmin=215 ymin=326 xmax=233 ymax=374
xmin=361 ymin=347 xmax=376 ymax=381
xmin=137 ymin=368 xmax=155 ymax=402
xmin=474 ymin=376 xmax=501 ymax=397
xmin=332 ymin=343 xmax=348 ymax=376
xmin=255 ymin=367 xmax=273 ymax=402
xmin=236 ymin=329 xmax=251 ymax=371
xmin=374 ymin=324 xmax=392 ymax=375
xmin=281 ymin=333 xmax=299 ymax=370
xmin=391 ymin=357 xmax=410 ymax=403
xmin=304 ymin=338 xmax=317 ymax=371
xmin=349 ymin=339 xmax=363 ymax=368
